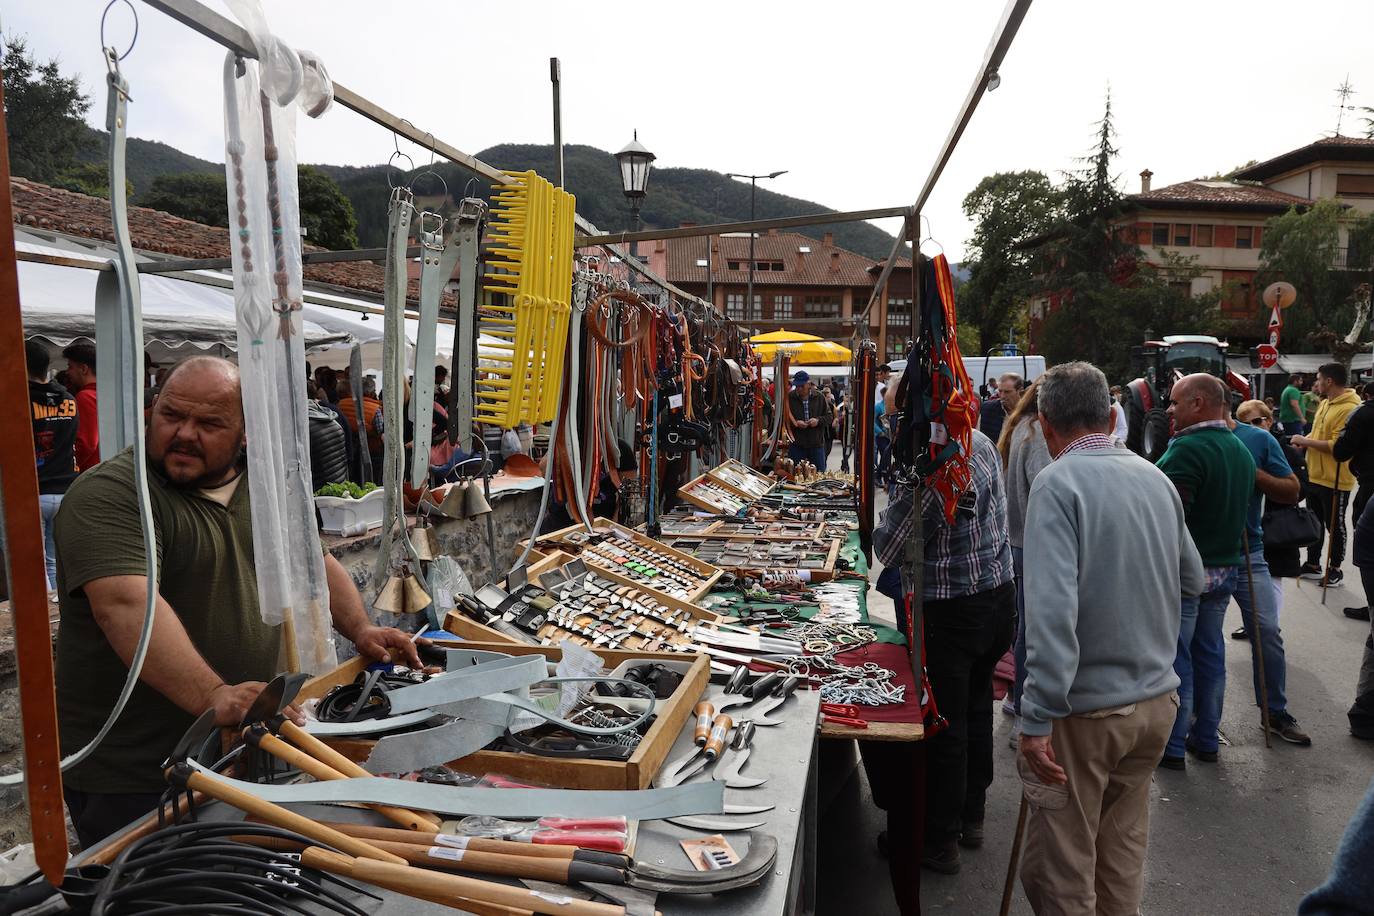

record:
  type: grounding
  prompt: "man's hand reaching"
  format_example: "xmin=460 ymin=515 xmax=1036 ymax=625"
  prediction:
xmin=353 ymin=625 xmax=424 ymax=668
xmin=207 ymin=681 xmax=304 ymax=728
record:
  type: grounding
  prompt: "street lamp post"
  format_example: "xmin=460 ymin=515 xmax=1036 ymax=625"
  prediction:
xmin=614 ymin=130 xmax=656 ymax=251
xmin=726 ymin=170 xmax=787 ymax=331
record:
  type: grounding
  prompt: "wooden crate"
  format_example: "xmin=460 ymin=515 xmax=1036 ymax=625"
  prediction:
xmin=657 ymin=532 xmax=844 ymax=583
xmin=299 ymin=642 xmax=710 ymax=790
xmin=706 ymin=458 xmax=775 ymax=500
xmin=526 ymin=518 xmax=723 ymax=602
xmin=678 ymin=472 xmax=752 ymax=515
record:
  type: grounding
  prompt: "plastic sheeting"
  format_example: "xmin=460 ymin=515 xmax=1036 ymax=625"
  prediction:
xmin=222 ymin=0 xmax=335 ymax=674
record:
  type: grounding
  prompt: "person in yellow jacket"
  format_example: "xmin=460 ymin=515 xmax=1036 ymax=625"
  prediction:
xmin=1292 ymin=362 xmax=1362 ymax=586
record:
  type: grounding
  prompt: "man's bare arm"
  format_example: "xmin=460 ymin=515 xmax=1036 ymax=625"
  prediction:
xmin=1256 ymin=470 xmax=1301 ymax=503
xmin=84 ymin=575 xmax=266 ymax=725
xmin=324 ymin=552 xmax=369 ymax=643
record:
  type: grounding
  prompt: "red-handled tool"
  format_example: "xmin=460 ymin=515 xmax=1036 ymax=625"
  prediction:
xmin=529 ymin=830 xmax=627 ymax=853
xmin=538 ymin=816 xmax=627 ymax=832
xmin=823 ymin=713 xmax=869 ymax=730
xmin=820 ymin=703 xmax=861 ymax=718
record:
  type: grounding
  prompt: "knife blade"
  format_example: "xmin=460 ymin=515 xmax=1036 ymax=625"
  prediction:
xmin=665 ymin=816 xmax=766 ymax=832
xmin=752 ymin=675 xmax=801 ymax=726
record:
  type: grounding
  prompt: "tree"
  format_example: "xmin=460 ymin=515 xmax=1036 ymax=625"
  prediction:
xmin=140 ymin=167 xmax=358 ymax=250
xmin=957 ymin=170 xmax=1061 ymax=354
xmin=297 ymin=165 xmax=358 ymax=250
xmin=1257 ymin=199 xmax=1374 ymax=352
xmin=2 ymin=36 xmax=91 ymax=182
xmin=49 ymin=161 xmax=131 ymax=200
xmin=141 ymin=172 xmax=230 ymax=226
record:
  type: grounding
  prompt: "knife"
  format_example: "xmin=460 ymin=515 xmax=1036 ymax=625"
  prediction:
xmin=752 ymin=675 xmax=801 ymax=726
xmin=710 ymin=721 xmax=765 ymax=789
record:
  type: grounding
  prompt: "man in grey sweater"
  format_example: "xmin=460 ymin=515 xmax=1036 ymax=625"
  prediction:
xmin=1018 ymin=362 xmax=1204 ymax=916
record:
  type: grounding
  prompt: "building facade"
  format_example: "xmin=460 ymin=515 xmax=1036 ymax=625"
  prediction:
xmin=647 ymin=228 xmax=914 ymax=363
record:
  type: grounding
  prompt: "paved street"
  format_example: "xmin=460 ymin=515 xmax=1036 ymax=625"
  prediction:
xmin=819 ymin=484 xmax=1374 ymax=914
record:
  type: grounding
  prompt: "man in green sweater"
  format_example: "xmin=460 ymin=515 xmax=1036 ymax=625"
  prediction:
xmin=1156 ymin=373 xmax=1256 ymax=769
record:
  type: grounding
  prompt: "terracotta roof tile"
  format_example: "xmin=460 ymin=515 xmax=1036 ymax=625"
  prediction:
xmin=1128 ymin=179 xmax=1314 ymax=213
xmin=10 ymin=177 xmax=444 ymax=304
xmin=1233 ymin=136 xmax=1374 ymax=182
xmin=664 ymin=231 xmax=888 ymax=287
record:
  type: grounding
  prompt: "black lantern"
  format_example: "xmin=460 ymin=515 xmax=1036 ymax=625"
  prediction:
xmin=615 ymin=131 xmax=655 ymax=232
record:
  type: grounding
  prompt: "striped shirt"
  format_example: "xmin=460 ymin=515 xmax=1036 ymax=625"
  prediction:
xmin=1056 ymin=433 xmax=1114 ymax=458
xmin=874 ymin=430 xmax=1013 ymax=601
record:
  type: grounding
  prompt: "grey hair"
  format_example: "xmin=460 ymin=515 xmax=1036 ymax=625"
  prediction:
xmin=1038 ymin=362 xmax=1111 ymax=435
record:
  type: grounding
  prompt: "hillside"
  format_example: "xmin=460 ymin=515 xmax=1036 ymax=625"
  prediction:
xmin=78 ymin=136 xmax=906 ymax=260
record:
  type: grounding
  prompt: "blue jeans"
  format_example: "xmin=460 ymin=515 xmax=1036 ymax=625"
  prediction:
xmin=1011 ymin=546 xmax=1027 ymax=713
xmin=788 ymin=444 xmax=826 ymax=471
xmin=1231 ymin=548 xmax=1287 ymax=717
xmin=1168 ymin=567 xmax=1237 ymax=756
xmin=39 ymin=493 xmax=62 ymax=591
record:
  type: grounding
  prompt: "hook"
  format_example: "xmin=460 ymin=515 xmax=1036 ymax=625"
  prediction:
xmin=386 ymin=150 xmax=415 ymax=190
xmin=100 ymin=0 xmax=139 ymax=63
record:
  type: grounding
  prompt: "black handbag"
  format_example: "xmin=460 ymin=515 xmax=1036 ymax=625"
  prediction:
xmin=1262 ymin=502 xmax=1324 ymax=550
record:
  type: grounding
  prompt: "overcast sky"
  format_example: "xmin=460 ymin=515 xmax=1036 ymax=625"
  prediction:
xmin=6 ymin=0 xmax=1374 ymax=261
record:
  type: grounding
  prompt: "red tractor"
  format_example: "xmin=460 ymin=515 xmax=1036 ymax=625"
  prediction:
xmin=1125 ymin=335 xmax=1251 ymax=461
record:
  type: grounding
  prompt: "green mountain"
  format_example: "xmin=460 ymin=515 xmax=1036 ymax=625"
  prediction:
xmin=73 ymin=127 xmax=221 ymax=205
xmin=79 ymin=135 xmax=905 ymax=259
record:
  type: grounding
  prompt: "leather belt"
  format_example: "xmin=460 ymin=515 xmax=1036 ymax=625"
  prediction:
xmin=374 ymin=188 xmax=416 ymax=584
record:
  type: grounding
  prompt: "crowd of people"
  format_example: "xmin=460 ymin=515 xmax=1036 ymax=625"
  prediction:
xmin=872 ymin=358 xmax=1374 ymax=914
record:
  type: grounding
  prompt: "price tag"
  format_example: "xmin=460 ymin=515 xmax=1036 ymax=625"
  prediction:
xmin=428 ymin=845 xmax=467 ymax=862
xmin=930 ymin=422 xmax=949 ymax=446
xmin=433 ymin=834 xmax=472 ymax=850
xmin=669 ymin=393 xmax=684 ymax=409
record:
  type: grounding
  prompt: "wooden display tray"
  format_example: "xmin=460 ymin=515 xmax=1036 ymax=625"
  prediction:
xmin=706 ymin=458 xmax=776 ymax=500
xmin=442 ymin=549 xmax=724 ymax=648
xmin=656 ymin=532 xmax=844 ymax=582
xmin=526 ymin=518 xmax=723 ymax=602
xmin=299 ymin=642 xmax=710 ymax=791
xmin=678 ymin=472 xmax=753 ymax=515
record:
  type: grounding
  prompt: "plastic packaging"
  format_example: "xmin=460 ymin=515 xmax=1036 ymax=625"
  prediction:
xmin=222 ymin=0 xmax=336 ymax=672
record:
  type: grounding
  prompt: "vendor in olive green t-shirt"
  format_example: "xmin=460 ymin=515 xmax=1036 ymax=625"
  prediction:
xmin=53 ymin=356 xmax=422 ymax=849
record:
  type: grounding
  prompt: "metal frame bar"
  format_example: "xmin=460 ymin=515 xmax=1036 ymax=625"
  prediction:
xmin=853 ymin=0 xmax=1035 ymax=336
xmin=576 ymin=204 xmax=910 ymax=247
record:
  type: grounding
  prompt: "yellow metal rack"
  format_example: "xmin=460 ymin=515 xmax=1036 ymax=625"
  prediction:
xmin=477 ymin=170 xmax=575 ymax=428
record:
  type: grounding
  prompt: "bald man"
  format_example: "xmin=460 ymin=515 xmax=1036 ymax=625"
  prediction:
xmin=1154 ymin=373 xmax=1255 ymax=769
xmin=53 ymin=356 xmax=421 ymax=847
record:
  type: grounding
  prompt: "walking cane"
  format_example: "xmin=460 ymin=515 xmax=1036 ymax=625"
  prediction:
xmin=999 ymin=793 xmax=1030 ymax=916
xmin=1241 ymin=531 xmax=1272 ymax=749
xmin=1321 ymin=462 xmax=1344 ymax=606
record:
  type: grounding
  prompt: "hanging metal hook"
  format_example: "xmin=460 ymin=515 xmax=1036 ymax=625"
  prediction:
xmin=386 ymin=150 xmax=415 ymax=191
xmin=100 ymin=0 xmax=139 ymax=63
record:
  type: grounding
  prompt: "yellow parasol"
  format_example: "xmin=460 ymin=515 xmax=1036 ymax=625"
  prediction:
xmin=748 ymin=329 xmax=852 ymax=365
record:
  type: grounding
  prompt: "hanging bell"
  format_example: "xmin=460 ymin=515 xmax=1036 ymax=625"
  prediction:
xmin=463 ymin=480 xmax=492 ymax=518
xmin=402 ymin=574 xmax=433 ymax=614
xmin=411 ymin=520 xmax=439 ymax=561
xmin=373 ymin=574 xmax=406 ymax=613
xmin=437 ymin=480 xmax=469 ymax=518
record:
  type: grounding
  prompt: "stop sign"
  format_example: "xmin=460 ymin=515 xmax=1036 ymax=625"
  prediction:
xmin=1257 ymin=344 xmax=1279 ymax=369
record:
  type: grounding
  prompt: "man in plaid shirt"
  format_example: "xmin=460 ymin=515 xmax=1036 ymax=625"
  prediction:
xmin=873 ymin=428 xmax=1015 ymax=874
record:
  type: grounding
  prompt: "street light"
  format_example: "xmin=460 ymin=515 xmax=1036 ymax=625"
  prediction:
xmin=725 ymin=170 xmax=787 ymax=329
xmin=614 ymin=130 xmax=656 ymax=235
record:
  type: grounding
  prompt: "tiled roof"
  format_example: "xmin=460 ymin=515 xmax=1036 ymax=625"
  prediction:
xmin=664 ymin=231 xmax=887 ymax=287
xmin=1233 ymin=136 xmax=1374 ymax=182
xmin=10 ymin=177 xmax=441 ymax=304
xmin=1127 ymin=180 xmax=1314 ymax=214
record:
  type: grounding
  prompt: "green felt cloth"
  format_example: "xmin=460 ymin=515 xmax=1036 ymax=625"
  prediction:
xmin=707 ymin=530 xmax=906 ymax=645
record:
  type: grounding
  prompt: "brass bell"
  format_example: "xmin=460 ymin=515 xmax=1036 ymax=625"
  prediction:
xmin=437 ymin=479 xmax=469 ymax=518
xmin=463 ymin=480 xmax=492 ymax=518
xmin=373 ymin=574 xmax=406 ymax=613
xmin=411 ymin=520 xmax=439 ymax=561
xmin=402 ymin=573 xmax=433 ymax=613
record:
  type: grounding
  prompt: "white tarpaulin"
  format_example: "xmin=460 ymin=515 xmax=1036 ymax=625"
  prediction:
xmin=17 ymin=240 xmax=351 ymax=360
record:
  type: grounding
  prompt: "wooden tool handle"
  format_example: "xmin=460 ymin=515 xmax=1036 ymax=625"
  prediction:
xmin=182 ymin=769 xmax=405 ymax=865
xmin=693 ymin=701 xmax=715 ymax=745
xmin=253 ymin=732 xmax=434 ymax=832
xmin=316 ymin=849 xmax=635 ymax=916
xmin=704 ymin=713 xmax=733 ymax=759
xmin=278 ymin=719 xmax=441 ymax=829
xmin=314 ymin=820 xmax=576 ymax=861
xmin=237 ymin=834 xmax=573 ymax=883
xmin=300 ymin=847 xmax=533 ymax=916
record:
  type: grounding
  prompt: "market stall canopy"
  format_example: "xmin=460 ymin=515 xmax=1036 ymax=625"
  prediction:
xmin=749 ymin=329 xmax=852 ymax=365
xmin=17 ymin=239 xmax=351 ymax=361
xmin=1227 ymin=354 xmax=1374 ymax=376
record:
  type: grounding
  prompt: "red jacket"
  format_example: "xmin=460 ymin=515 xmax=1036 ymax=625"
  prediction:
xmin=72 ymin=382 xmax=100 ymax=472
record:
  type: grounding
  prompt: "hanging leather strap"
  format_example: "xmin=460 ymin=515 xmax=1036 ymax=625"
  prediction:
xmin=375 ymin=190 xmax=415 ymax=583
xmin=409 ymin=211 xmax=465 ymax=489
xmin=447 ymin=198 xmax=486 ymax=447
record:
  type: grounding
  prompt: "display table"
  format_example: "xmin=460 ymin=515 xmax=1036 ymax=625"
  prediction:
xmin=73 ymin=688 xmax=822 ymax=916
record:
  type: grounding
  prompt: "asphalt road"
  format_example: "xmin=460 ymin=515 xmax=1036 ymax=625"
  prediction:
xmin=819 ymin=490 xmax=1374 ymax=914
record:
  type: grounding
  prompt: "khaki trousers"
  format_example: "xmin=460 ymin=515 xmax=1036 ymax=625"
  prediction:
xmin=1019 ymin=691 xmax=1178 ymax=916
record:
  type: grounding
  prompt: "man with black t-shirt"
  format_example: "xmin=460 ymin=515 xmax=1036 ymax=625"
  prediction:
xmin=27 ymin=339 xmax=78 ymax=595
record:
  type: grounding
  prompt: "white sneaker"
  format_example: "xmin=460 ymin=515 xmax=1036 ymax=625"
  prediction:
xmin=1008 ymin=717 xmax=1021 ymax=749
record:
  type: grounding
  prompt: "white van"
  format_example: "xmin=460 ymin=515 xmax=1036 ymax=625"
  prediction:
xmin=884 ymin=355 xmax=1046 ymax=391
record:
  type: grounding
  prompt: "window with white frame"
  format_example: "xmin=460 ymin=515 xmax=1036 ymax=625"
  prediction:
xmin=726 ymin=293 xmax=745 ymax=319
xmin=774 ymin=294 xmax=794 ymax=319
xmin=887 ymin=296 xmax=912 ymax=327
